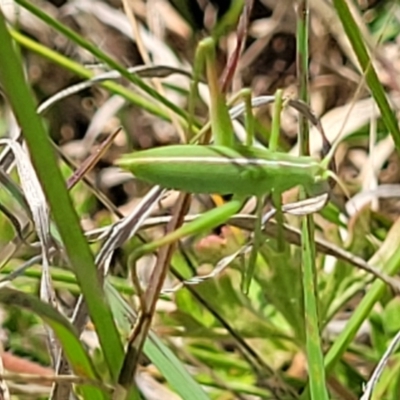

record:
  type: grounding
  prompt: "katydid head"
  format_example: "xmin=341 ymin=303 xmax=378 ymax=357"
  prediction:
xmin=317 ymin=135 xmax=353 ymax=199
xmin=319 ymin=133 xmax=343 ymax=173
xmin=325 ymin=170 xmax=351 ymax=200
xmin=305 ymin=167 xmax=331 ymax=197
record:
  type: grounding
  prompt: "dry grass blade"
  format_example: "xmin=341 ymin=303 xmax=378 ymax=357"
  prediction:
xmin=220 ymin=0 xmax=254 ymax=92
xmin=263 ymin=193 xmax=329 ymax=220
xmin=95 ymin=186 xmax=164 ymax=272
xmin=0 ymin=203 xmax=28 ymax=246
xmin=116 ymin=193 xmax=191 ymax=395
xmin=66 ymin=126 xmax=122 ymax=190
xmin=0 ymin=372 xmax=110 ymax=391
xmin=0 ymin=128 xmax=123 ymax=285
xmin=58 ymin=144 xmax=124 ymax=218
xmin=52 ymin=135 xmax=156 ymax=400
xmin=360 ymin=330 xmax=400 ymax=400
xmin=0 ymin=254 xmax=49 ymax=285
xmin=291 ymin=97 xmax=383 ymax=156
xmin=85 ymin=207 xmax=394 ymax=288
xmin=0 ymin=345 xmax=10 ymax=400
xmin=162 ymin=244 xmax=248 ymax=295
xmin=0 ymin=129 xmax=121 ymax=293
xmin=37 ymin=65 xmax=193 ymax=116
xmin=345 ymin=184 xmax=400 ymax=217
xmin=0 ymin=139 xmax=50 ymax=252
xmin=0 ymin=138 xmax=58 ymax=362
xmin=122 ymin=0 xmax=186 ymax=143
xmin=53 ymin=186 xmax=165 ymax=399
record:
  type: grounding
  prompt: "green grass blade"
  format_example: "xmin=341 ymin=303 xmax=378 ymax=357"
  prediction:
xmin=301 ymin=219 xmax=329 ymax=400
xmin=301 ymin=220 xmax=400 ymax=399
xmin=105 ymin=283 xmax=211 ymax=400
xmin=9 ymin=29 xmax=174 ymax=124
xmin=0 ymin=11 xmax=123 ymax=382
xmin=297 ymin=1 xmax=310 ymax=153
xmin=240 ymin=88 xmax=255 ymax=146
xmin=296 ymin=1 xmax=329 ymax=398
xmin=144 ymin=334 xmax=211 ymax=400
xmin=333 ymin=0 xmax=400 ymax=154
xmin=269 ymin=88 xmax=284 ymax=152
xmin=242 ymin=195 xmax=263 ymax=294
xmin=0 ymin=288 xmax=107 ymax=400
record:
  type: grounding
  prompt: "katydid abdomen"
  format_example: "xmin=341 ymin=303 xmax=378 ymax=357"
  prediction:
xmin=117 ymin=145 xmax=327 ymax=197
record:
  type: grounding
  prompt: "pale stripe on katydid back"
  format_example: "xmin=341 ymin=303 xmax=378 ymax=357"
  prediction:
xmin=116 ymin=144 xmax=330 ymax=197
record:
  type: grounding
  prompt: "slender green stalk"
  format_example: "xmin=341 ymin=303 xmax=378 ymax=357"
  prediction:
xmin=242 ymin=195 xmax=263 ymax=294
xmin=265 ymin=87 xmax=285 ymax=289
xmin=297 ymin=3 xmax=310 ymax=153
xmin=202 ymin=38 xmax=234 ymax=146
xmin=301 ymin=218 xmax=329 ymax=400
xmin=188 ymin=39 xmax=205 ymax=141
xmin=296 ymin=1 xmax=329 ymax=399
xmin=242 ymin=88 xmax=255 ymax=146
xmin=270 ymin=89 xmax=283 ymax=152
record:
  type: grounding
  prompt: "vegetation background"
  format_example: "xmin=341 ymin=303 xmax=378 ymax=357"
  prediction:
xmin=1 ymin=0 xmax=400 ymax=399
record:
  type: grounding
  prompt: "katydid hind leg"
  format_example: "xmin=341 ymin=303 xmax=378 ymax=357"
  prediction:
xmin=131 ymin=197 xmax=245 ymax=261
xmin=272 ymin=191 xmax=285 ymax=253
xmin=242 ymin=195 xmax=264 ymax=294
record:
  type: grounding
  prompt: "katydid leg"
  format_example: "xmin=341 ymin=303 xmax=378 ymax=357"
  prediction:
xmin=242 ymin=195 xmax=264 ymax=294
xmin=129 ymin=197 xmax=245 ymax=265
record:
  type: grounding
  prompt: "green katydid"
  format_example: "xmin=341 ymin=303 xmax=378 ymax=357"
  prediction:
xmin=116 ymin=36 xmax=334 ymax=293
xmin=116 ymin=144 xmax=330 ymax=198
